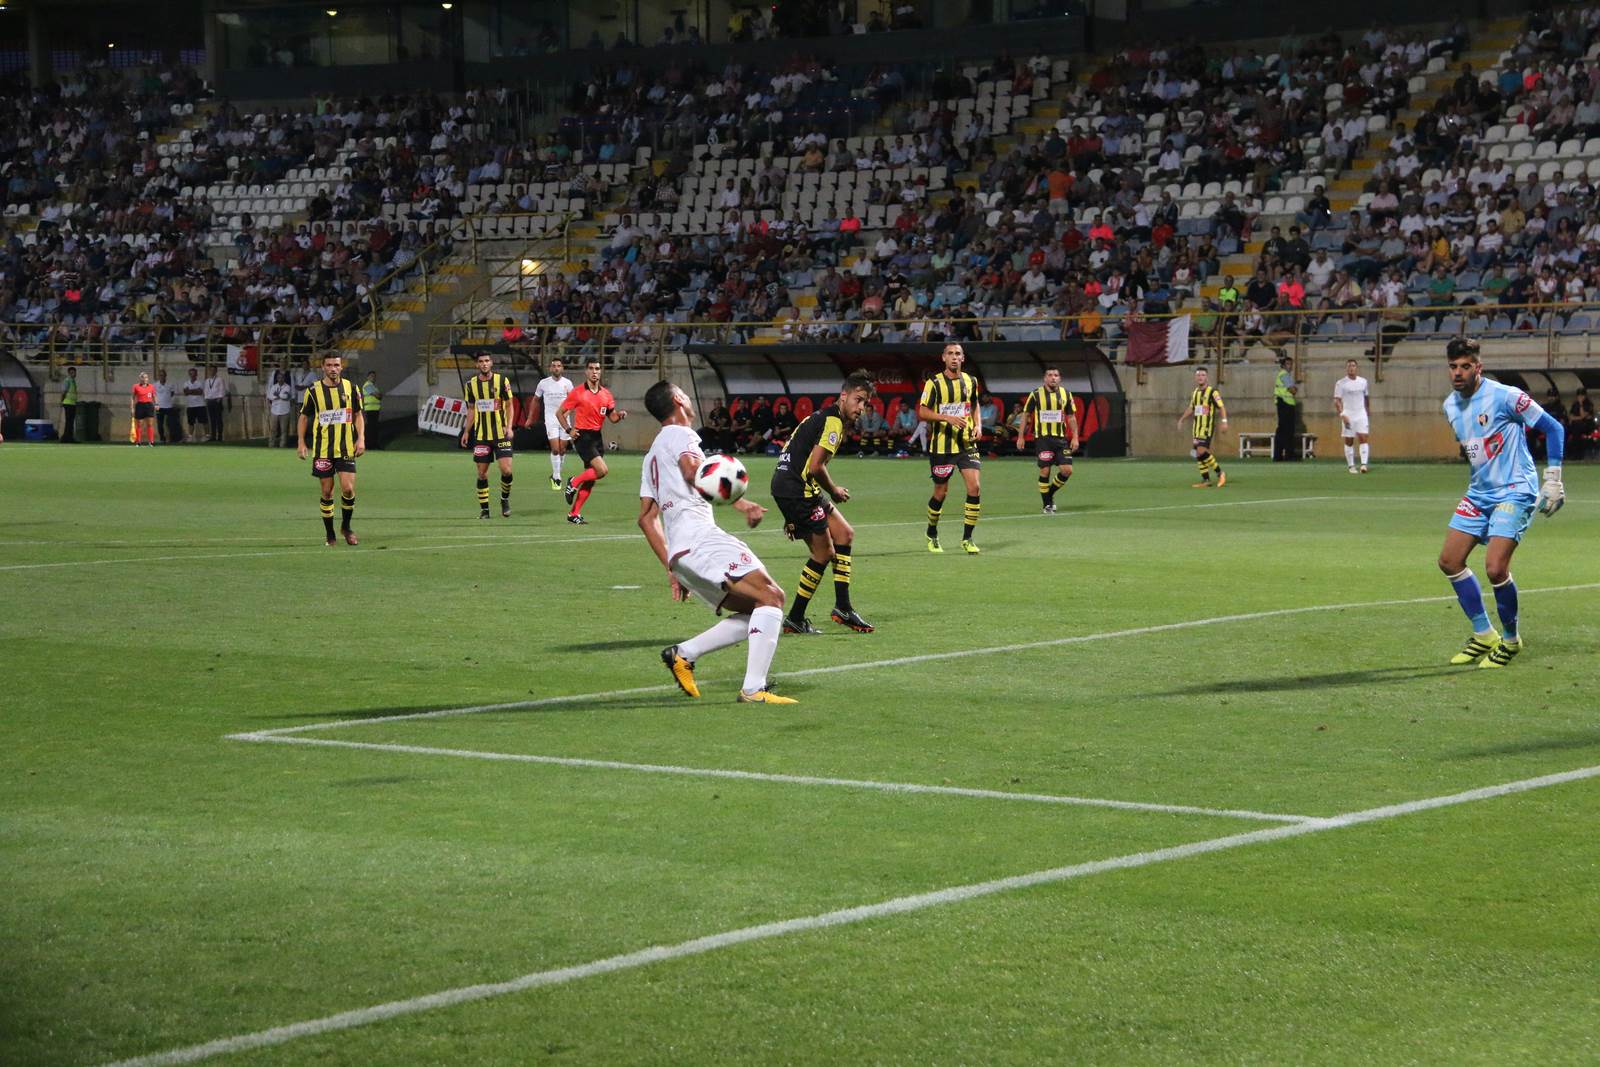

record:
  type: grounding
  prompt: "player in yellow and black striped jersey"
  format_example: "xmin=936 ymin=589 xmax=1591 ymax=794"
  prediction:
xmin=1019 ymin=368 xmax=1081 ymax=513
xmin=297 ymin=352 xmax=366 ymax=546
xmin=460 ymin=352 xmax=517 ymax=518
xmin=770 ymin=371 xmax=877 ymax=634
xmin=917 ymin=343 xmax=983 ymax=554
xmin=1176 ymin=366 xmax=1229 ymax=488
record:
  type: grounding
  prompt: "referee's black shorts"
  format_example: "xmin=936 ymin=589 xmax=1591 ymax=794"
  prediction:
xmin=574 ymin=430 xmax=604 ymax=465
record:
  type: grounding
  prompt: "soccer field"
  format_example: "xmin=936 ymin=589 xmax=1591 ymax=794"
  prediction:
xmin=4 ymin=445 xmax=1598 ymax=1066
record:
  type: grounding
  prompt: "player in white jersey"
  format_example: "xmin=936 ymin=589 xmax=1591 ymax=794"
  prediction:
xmin=1437 ymin=338 xmax=1565 ymax=669
xmin=1332 ymin=359 xmax=1371 ymax=473
xmin=529 ymin=358 xmax=575 ymax=490
xmin=637 ymin=379 xmax=796 ymax=705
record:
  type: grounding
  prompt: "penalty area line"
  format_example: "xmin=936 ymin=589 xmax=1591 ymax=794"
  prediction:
xmin=226 ymin=733 xmax=1314 ymax=824
xmin=98 ymin=762 xmax=1600 ymax=1067
xmin=241 ymin=581 xmax=1600 ymax=741
xmin=1 ymin=495 xmax=1333 ymax=572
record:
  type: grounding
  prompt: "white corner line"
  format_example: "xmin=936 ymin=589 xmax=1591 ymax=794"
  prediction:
xmin=98 ymin=762 xmax=1600 ymax=1067
xmin=0 ymin=495 xmax=1333 ymax=572
xmin=239 ymin=582 xmax=1600 ymax=741
xmin=225 ymin=733 xmax=1314 ymax=825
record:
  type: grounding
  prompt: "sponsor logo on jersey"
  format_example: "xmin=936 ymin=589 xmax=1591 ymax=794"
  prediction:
xmin=473 ymin=444 xmax=491 ymax=460
xmin=931 ymin=463 xmax=955 ymax=477
xmin=1455 ymin=498 xmax=1482 ymax=518
xmin=1037 ymin=449 xmax=1055 ymax=462
xmin=810 ymin=505 xmax=826 ymax=522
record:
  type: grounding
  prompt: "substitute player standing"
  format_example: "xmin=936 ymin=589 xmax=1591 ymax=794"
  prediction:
xmin=297 ymin=352 xmax=366 ymax=545
xmin=1437 ymin=337 xmax=1565 ymax=669
xmin=1018 ymin=367 xmax=1080 ymax=513
xmin=560 ymin=358 xmax=627 ymax=524
xmin=918 ymin=342 xmax=983 ymax=554
xmin=530 ymin=357 xmax=574 ymax=491
xmin=771 ymin=371 xmax=877 ymax=635
xmin=460 ymin=352 xmax=516 ymax=518
xmin=638 ymin=379 xmax=796 ymax=705
xmin=1333 ymin=358 xmax=1372 ymax=473
xmin=1176 ymin=367 xmax=1228 ymax=487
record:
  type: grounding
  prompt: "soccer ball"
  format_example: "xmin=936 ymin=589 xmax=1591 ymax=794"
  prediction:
xmin=694 ymin=455 xmax=749 ymax=504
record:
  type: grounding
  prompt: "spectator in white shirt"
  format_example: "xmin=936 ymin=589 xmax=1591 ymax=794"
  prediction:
xmin=265 ymin=370 xmax=295 ymax=447
xmin=202 ymin=366 xmax=228 ymax=442
xmin=153 ymin=368 xmax=180 ymax=444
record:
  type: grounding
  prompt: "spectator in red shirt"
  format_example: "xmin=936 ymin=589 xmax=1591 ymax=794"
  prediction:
xmin=558 ymin=357 xmax=628 ymax=524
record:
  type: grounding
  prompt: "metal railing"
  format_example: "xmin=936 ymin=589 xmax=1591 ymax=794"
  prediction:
xmin=18 ymin=299 xmax=1596 ymax=390
xmin=415 ymin=300 xmax=1600 ymax=385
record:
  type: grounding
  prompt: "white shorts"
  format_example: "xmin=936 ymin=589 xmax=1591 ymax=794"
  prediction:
xmin=670 ymin=528 xmax=765 ymax=611
xmin=1342 ymin=414 xmax=1369 ymax=436
xmin=544 ymin=417 xmax=571 ymax=443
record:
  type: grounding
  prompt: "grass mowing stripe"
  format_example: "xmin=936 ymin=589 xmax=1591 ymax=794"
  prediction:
xmin=98 ymin=762 xmax=1600 ymax=1067
xmin=226 ymin=735 xmax=1316 ymax=824
xmin=239 ymin=582 xmax=1600 ymax=739
xmin=0 ymin=496 xmax=1335 ymax=572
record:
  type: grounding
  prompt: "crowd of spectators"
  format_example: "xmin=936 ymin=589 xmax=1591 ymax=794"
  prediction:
xmin=1225 ymin=6 xmax=1600 ymax=345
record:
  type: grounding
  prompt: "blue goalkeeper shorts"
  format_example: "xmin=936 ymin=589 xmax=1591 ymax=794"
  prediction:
xmin=1448 ymin=495 xmax=1535 ymax=544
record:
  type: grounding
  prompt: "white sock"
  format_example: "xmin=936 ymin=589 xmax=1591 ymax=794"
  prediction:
xmin=551 ymin=452 xmax=563 ymax=479
xmin=677 ymin=612 xmax=750 ymax=662
xmin=1344 ymin=443 xmax=1356 ymax=467
xmin=742 ymin=605 xmax=783 ymax=693
xmin=1359 ymin=443 xmax=1369 ymax=464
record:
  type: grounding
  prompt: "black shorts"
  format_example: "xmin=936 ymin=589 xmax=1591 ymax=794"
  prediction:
xmin=310 ymin=457 xmax=357 ymax=478
xmin=928 ymin=448 xmax=980 ymax=484
xmin=1192 ymin=436 xmax=1213 ymax=451
xmin=574 ymin=430 xmax=605 ymax=465
xmin=470 ymin=439 xmax=513 ymax=463
xmin=134 ymin=402 xmax=155 ymax=419
xmin=774 ymin=493 xmax=834 ymax=538
xmin=1034 ymin=437 xmax=1072 ymax=466
xmin=186 ymin=407 xmax=206 ymax=425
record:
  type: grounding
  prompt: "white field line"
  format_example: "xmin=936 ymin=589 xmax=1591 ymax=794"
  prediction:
xmin=0 ymin=496 xmax=1333 ymax=572
xmin=240 ymin=582 xmax=1600 ymax=742
xmin=99 ymin=762 xmax=1600 ymax=1067
xmin=226 ymin=734 xmax=1312 ymax=824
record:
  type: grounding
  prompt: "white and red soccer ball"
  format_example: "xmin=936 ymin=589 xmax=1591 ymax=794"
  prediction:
xmin=694 ymin=455 xmax=749 ymax=504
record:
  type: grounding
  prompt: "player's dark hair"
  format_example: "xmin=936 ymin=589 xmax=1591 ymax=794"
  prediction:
xmin=841 ymin=370 xmax=876 ymax=396
xmin=644 ymin=380 xmax=679 ymax=422
xmin=1043 ymin=365 xmax=1060 ymax=374
xmin=1446 ymin=337 xmax=1481 ymax=361
xmin=586 ymin=357 xmax=602 ymax=368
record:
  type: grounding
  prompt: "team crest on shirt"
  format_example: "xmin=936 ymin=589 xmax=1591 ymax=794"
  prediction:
xmin=740 ymin=551 xmax=752 ymax=564
xmin=1477 ymin=412 xmax=1490 ymax=428
xmin=826 ymin=431 xmax=838 ymax=445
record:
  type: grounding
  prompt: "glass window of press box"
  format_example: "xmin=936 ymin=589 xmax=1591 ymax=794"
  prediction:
xmin=216 ymin=0 xmax=1068 ymax=69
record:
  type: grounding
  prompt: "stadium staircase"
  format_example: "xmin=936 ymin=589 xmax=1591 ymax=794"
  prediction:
xmin=1201 ymin=16 xmax=1526 ymax=295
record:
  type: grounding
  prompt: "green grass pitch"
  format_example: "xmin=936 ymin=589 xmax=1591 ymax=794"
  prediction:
xmin=4 ymin=443 xmax=1598 ymax=1066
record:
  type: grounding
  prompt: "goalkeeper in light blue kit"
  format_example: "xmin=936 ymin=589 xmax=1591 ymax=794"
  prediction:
xmin=1437 ymin=338 xmax=1566 ymax=669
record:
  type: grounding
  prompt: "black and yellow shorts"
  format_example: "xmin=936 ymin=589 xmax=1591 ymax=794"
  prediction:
xmin=310 ymin=457 xmax=357 ymax=478
xmin=927 ymin=448 xmax=980 ymax=484
xmin=774 ymin=493 xmax=834 ymax=538
xmin=471 ymin=438 xmax=513 ymax=463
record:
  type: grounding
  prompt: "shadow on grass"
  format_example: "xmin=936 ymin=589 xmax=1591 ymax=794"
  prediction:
xmin=247 ymin=680 xmax=818 ymax=726
xmin=551 ymin=638 xmax=676 ymax=653
xmin=1135 ymin=665 xmax=1459 ymax=699
xmin=1449 ymin=731 xmax=1600 ymax=760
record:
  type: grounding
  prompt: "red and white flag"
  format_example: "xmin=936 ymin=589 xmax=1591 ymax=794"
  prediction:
xmin=1125 ymin=315 xmax=1191 ymax=365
